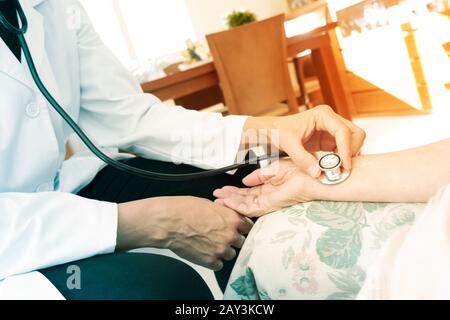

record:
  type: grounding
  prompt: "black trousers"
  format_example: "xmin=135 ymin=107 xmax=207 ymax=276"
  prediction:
xmin=40 ymin=157 xmax=257 ymax=300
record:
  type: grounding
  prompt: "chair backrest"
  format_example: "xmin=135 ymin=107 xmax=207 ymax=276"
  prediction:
xmin=206 ymin=14 xmax=298 ymax=116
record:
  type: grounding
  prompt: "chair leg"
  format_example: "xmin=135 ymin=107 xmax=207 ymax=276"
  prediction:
xmin=293 ymin=56 xmax=311 ymax=109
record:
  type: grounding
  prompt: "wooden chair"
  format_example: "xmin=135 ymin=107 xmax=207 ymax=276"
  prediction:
xmin=286 ymin=0 xmax=331 ymax=108
xmin=206 ymin=14 xmax=299 ymax=116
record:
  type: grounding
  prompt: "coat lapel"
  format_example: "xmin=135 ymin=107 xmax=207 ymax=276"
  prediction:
xmin=0 ymin=0 xmax=46 ymax=90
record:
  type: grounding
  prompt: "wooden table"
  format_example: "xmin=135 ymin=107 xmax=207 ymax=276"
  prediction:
xmin=141 ymin=23 xmax=354 ymax=119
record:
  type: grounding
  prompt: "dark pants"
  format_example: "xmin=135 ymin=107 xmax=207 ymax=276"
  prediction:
xmin=40 ymin=157 xmax=257 ymax=300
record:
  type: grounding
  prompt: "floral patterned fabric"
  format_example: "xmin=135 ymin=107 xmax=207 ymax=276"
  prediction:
xmin=224 ymin=201 xmax=426 ymax=300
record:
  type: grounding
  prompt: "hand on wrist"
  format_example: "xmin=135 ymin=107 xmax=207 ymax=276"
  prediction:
xmin=116 ymin=198 xmax=171 ymax=251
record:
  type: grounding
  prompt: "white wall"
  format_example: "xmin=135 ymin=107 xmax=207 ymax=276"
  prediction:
xmin=185 ymin=0 xmax=289 ymax=42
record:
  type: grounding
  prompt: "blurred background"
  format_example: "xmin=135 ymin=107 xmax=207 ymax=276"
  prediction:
xmin=78 ymin=0 xmax=450 ymax=154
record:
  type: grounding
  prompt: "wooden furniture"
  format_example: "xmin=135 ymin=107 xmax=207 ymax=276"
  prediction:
xmin=335 ymin=0 xmax=437 ymax=116
xmin=285 ymin=0 xmax=331 ymax=107
xmin=287 ymin=0 xmax=325 ymax=13
xmin=444 ymin=41 xmax=450 ymax=90
xmin=141 ymin=23 xmax=353 ymax=119
xmin=206 ymin=15 xmax=298 ymax=116
xmin=141 ymin=62 xmax=220 ymax=110
xmin=286 ymin=23 xmax=354 ymax=118
xmin=286 ymin=0 xmax=331 ymax=22
xmin=163 ymin=62 xmax=184 ymax=75
xmin=402 ymin=22 xmax=432 ymax=112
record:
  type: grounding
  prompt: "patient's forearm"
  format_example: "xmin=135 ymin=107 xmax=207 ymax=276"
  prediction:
xmin=310 ymin=139 xmax=450 ymax=203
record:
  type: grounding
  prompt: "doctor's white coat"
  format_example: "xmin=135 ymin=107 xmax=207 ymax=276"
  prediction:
xmin=0 ymin=0 xmax=246 ymax=299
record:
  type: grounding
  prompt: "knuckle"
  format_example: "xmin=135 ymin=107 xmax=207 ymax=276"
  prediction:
xmin=318 ymin=104 xmax=333 ymax=113
xmin=231 ymin=212 xmax=242 ymax=224
xmin=235 ymin=241 xmax=244 ymax=249
xmin=360 ymin=129 xmax=367 ymax=140
xmin=205 ymin=256 xmax=223 ymax=271
xmin=340 ymin=126 xmax=352 ymax=136
xmin=234 ymin=234 xmax=246 ymax=248
xmin=216 ymin=244 xmax=228 ymax=256
xmin=205 ymin=256 xmax=217 ymax=266
xmin=244 ymin=217 xmax=254 ymax=228
xmin=224 ymin=249 xmax=237 ymax=261
xmin=214 ymin=261 xmax=224 ymax=271
xmin=223 ymin=208 xmax=241 ymax=222
xmin=227 ymin=230 xmax=239 ymax=243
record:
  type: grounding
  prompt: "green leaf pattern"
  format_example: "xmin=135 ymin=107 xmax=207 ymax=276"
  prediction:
xmin=316 ymin=228 xmax=362 ymax=269
xmin=271 ymin=230 xmax=298 ymax=244
xmin=326 ymin=267 xmax=366 ymax=300
xmin=307 ymin=202 xmax=367 ymax=269
xmin=229 ymin=268 xmax=259 ymax=300
xmin=282 ymin=246 xmax=295 ymax=270
xmin=306 ymin=202 xmax=364 ymax=231
xmin=226 ymin=201 xmax=425 ymax=300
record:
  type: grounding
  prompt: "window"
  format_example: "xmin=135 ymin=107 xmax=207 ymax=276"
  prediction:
xmin=79 ymin=0 xmax=197 ymax=66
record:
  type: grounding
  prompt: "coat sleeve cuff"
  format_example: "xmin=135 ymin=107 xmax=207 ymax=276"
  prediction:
xmin=220 ymin=115 xmax=249 ymax=166
xmin=96 ymin=202 xmax=119 ymax=254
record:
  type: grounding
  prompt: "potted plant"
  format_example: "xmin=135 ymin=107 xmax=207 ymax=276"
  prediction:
xmin=225 ymin=10 xmax=257 ymax=28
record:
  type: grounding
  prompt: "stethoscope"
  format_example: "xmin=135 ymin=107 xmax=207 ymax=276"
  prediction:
xmin=318 ymin=153 xmax=351 ymax=185
xmin=0 ymin=0 xmax=350 ymax=184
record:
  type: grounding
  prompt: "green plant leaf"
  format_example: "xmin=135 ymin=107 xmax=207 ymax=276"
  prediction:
xmin=306 ymin=202 xmax=363 ymax=231
xmin=316 ymin=228 xmax=362 ymax=269
xmin=226 ymin=10 xmax=257 ymax=28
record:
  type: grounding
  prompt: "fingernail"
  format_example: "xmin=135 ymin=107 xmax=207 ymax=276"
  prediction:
xmin=307 ymin=165 xmax=321 ymax=178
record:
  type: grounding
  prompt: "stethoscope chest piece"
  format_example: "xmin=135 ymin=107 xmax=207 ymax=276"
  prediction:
xmin=318 ymin=153 xmax=351 ymax=185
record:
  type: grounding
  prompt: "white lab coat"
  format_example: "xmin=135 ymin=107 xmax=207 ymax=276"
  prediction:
xmin=0 ymin=0 xmax=246 ymax=299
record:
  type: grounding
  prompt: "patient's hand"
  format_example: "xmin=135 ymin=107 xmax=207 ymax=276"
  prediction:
xmin=215 ymin=139 xmax=450 ymax=216
xmin=214 ymin=159 xmax=317 ymax=217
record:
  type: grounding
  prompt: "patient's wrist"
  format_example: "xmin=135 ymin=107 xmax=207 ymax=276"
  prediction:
xmin=305 ymin=156 xmax=364 ymax=202
xmin=303 ymin=175 xmax=327 ymax=202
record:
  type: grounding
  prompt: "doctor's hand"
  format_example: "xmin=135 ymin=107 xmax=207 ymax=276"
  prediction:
xmin=214 ymin=159 xmax=318 ymax=218
xmin=243 ymin=105 xmax=365 ymax=177
xmin=116 ymin=196 xmax=253 ymax=271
